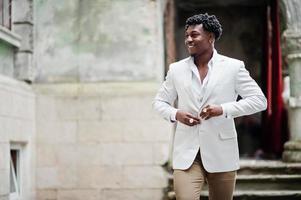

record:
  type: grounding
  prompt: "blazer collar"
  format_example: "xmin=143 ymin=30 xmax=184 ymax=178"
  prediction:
xmin=185 ymin=49 xmax=225 ymax=109
xmin=187 ymin=49 xmax=224 ymax=70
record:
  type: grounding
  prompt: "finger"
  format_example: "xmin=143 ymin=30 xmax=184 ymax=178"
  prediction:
xmin=200 ymin=111 xmax=208 ymax=119
xmin=187 ymin=114 xmax=200 ymax=122
xmin=190 ymin=119 xmax=201 ymax=125
xmin=185 ymin=118 xmax=194 ymax=126
xmin=186 ymin=121 xmax=194 ymax=126
xmin=200 ymin=106 xmax=210 ymax=117
xmin=186 ymin=117 xmax=200 ymax=126
xmin=199 ymin=111 xmax=204 ymax=118
xmin=205 ymin=115 xmax=211 ymax=120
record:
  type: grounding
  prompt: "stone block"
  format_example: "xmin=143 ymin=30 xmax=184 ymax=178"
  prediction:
xmin=78 ymin=120 xmax=123 ymax=143
xmin=12 ymin=0 xmax=33 ymax=23
xmin=21 ymin=96 xmax=35 ymax=120
xmin=36 ymin=167 xmax=59 ymax=189
xmin=283 ymin=141 xmax=301 ymax=162
xmin=36 ymin=121 xmax=77 ymax=144
xmin=102 ymin=189 xmax=164 ymax=200
xmin=101 ymin=95 xmax=155 ymax=120
xmin=56 ymin=144 xmax=77 ymax=166
xmin=55 ymin=97 xmax=78 ymax=120
xmin=153 ymin=142 xmax=170 ymax=165
xmin=77 ymin=144 xmax=102 ymax=166
xmin=101 ymin=143 xmax=153 ymax=165
xmin=123 ymin=166 xmax=167 ymax=188
xmin=56 ymin=96 xmax=102 ymax=120
xmin=0 ymin=90 xmax=13 ymax=117
xmin=0 ymin=170 xmax=9 ymax=196
xmin=0 ymin=118 xmax=8 ymax=143
xmin=0 ymin=143 xmax=9 ymax=170
xmin=57 ymin=165 xmax=77 ymax=189
xmin=57 ymin=189 xmax=99 ymax=200
xmin=36 ymin=189 xmax=57 ymax=200
xmin=122 ymin=119 xmax=172 ymax=142
xmin=10 ymin=92 xmax=35 ymax=119
xmin=5 ymin=118 xmax=34 ymax=141
xmin=36 ymin=95 xmax=58 ymax=121
xmin=36 ymin=144 xmax=57 ymax=167
xmin=77 ymin=166 xmax=99 ymax=189
xmin=12 ymin=24 xmax=33 ymax=51
xmin=77 ymin=166 xmax=122 ymax=189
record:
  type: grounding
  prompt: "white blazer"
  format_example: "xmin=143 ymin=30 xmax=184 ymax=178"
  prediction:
xmin=153 ymin=52 xmax=267 ymax=173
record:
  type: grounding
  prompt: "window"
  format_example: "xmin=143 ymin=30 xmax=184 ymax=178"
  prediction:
xmin=9 ymin=144 xmax=22 ymax=200
xmin=0 ymin=0 xmax=12 ymax=30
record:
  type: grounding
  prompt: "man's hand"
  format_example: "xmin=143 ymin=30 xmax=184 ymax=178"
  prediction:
xmin=200 ymin=104 xmax=223 ymax=120
xmin=176 ymin=110 xmax=201 ymax=126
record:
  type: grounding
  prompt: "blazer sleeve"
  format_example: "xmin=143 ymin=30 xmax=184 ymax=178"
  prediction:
xmin=152 ymin=65 xmax=178 ymax=122
xmin=221 ymin=61 xmax=267 ymax=118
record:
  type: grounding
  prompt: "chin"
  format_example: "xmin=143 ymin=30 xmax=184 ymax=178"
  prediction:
xmin=188 ymin=52 xmax=196 ymax=56
xmin=187 ymin=50 xmax=196 ymax=56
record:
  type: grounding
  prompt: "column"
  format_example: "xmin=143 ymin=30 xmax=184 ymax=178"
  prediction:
xmin=282 ymin=29 xmax=301 ymax=162
xmin=12 ymin=0 xmax=34 ymax=82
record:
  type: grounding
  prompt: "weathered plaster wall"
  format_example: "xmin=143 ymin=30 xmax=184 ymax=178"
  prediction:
xmin=34 ymin=0 xmax=164 ymax=83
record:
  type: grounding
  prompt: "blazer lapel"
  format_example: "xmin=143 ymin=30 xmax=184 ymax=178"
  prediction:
xmin=200 ymin=54 xmax=224 ymax=108
xmin=183 ymin=57 xmax=196 ymax=101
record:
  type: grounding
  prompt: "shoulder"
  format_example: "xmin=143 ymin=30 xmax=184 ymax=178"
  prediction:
xmin=169 ymin=57 xmax=191 ymax=72
xmin=218 ymin=54 xmax=245 ymax=75
xmin=219 ymin=54 xmax=243 ymax=66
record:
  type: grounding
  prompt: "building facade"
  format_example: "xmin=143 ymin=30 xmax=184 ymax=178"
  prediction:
xmin=0 ymin=0 xmax=301 ymax=200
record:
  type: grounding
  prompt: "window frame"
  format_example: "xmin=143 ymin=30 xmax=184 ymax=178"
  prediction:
xmin=0 ymin=0 xmax=12 ymax=30
xmin=9 ymin=143 xmax=23 ymax=200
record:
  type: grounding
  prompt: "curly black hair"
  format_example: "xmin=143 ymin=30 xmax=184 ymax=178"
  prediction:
xmin=185 ymin=13 xmax=222 ymax=41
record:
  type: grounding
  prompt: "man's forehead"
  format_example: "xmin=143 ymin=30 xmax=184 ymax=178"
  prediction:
xmin=186 ymin=24 xmax=204 ymax=32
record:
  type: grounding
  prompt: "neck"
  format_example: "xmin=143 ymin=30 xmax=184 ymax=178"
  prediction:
xmin=193 ymin=48 xmax=214 ymax=68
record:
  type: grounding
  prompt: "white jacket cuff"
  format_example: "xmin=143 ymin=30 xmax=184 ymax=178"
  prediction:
xmin=170 ymin=108 xmax=178 ymax=122
xmin=220 ymin=104 xmax=232 ymax=119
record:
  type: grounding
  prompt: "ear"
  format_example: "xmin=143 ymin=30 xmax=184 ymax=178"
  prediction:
xmin=208 ymin=33 xmax=215 ymax=43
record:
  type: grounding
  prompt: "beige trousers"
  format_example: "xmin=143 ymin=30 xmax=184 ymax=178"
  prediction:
xmin=173 ymin=152 xmax=236 ymax=200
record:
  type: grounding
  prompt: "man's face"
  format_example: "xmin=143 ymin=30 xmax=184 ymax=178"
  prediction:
xmin=185 ymin=24 xmax=213 ymax=56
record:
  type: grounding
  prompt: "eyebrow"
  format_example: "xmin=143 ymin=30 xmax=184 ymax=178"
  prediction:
xmin=185 ymin=30 xmax=200 ymax=35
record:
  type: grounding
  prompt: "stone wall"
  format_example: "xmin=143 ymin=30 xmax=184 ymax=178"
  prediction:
xmin=34 ymin=0 xmax=164 ymax=83
xmin=0 ymin=75 xmax=36 ymax=200
xmin=32 ymin=0 xmax=171 ymax=199
xmin=34 ymin=82 xmax=172 ymax=200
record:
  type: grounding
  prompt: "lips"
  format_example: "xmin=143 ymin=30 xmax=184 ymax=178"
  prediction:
xmin=187 ymin=44 xmax=196 ymax=50
xmin=187 ymin=42 xmax=195 ymax=47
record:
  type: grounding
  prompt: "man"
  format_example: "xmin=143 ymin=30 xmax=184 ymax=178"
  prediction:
xmin=153 ymin=13 xmax=267 ymax=200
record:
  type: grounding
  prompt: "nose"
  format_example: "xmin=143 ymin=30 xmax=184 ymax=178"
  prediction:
xmin=186 ymin=35 xmax=192 ymax=42
xmin=185 ymin=35 xmax=193 ymax=44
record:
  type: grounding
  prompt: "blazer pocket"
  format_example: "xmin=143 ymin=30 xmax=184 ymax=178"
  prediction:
xmin=219 ymin=130 xmax=236 ymax=140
